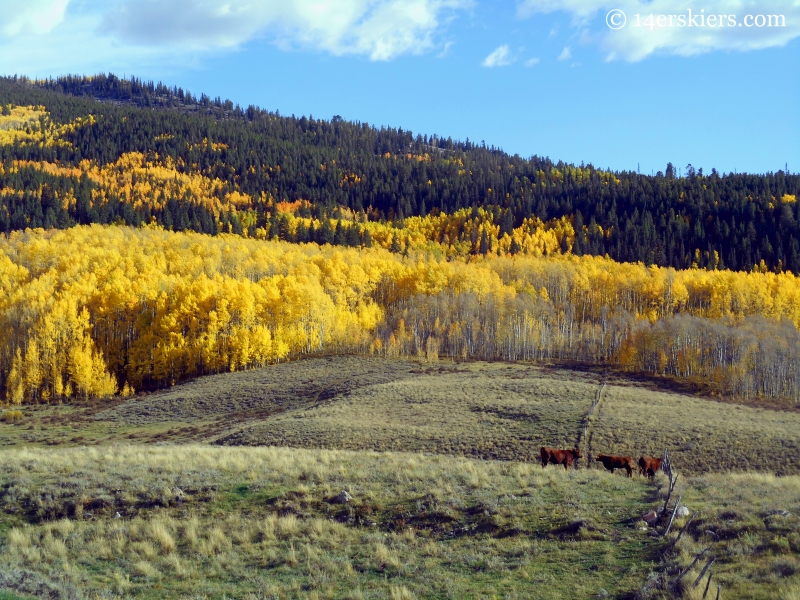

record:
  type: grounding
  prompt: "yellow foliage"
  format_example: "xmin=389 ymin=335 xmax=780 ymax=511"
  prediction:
xmin=0 ymin=105 xmax=94 ymax=147
xmin=0 ymin=226 xmax=391 ymax=401
xmin=2 ymin=224 xmax=800 ymax=404
xmin=16 ymin=152 xmax=252 ymax=216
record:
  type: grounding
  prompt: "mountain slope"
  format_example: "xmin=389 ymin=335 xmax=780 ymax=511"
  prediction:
xmin=0 ymin=74 xmax=798 ymax=273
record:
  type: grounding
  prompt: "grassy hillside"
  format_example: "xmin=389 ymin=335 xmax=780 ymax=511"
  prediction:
xmin=0 ymin=445 xmax=660 ymax=600
xmin=2 ymin=358 xmax=800 ymax=598
xmin=1 ymin=447 xmax=799 ymax=599
xmin=5 ymin=357 xmax=800 ymax=475
xmin=670 ymin=473 xmax=800 ymax=599
xmin=127 ymin=359 xmax=597 ymax=461
xmin=589 ymin=384 xmax=800 ymax=476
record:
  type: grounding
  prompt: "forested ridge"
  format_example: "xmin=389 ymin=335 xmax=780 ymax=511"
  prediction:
xmin=1 ymin=74 xmax=798 ymax=273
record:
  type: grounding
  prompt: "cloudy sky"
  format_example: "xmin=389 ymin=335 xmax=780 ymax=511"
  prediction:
xmin=1 ymin=0 xmax=798 ymax=173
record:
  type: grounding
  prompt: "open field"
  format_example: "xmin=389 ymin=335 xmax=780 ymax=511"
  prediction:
xmin=0 ymin=445 xmax=660 ymax=600
xmin=589 ymin=384 xmax=800 ymax=475
xmin=216 ymin=360 xmax=597 ymax=461
xmin=2 ymin=356 xmax=800 ymax=598
xmin=9 ymin=356 xmax=799 ymax=475
xmin=1 ymin=358 xmax=602 ymax=461
xmin=1 ymin=447 xmax=799 ymax=599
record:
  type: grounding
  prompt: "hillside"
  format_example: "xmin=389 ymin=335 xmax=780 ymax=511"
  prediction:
xmin=1 ymin=73 xmax=799 ymax=598
xmin=5 ymin=356 xmax=800 ymax=475
xmin=3 ymin=358 xmax=800 ymax=598
xmin=0 ymin=444 xmax=663 ymax=600
xmin=0 ymin=74 xmax=798 ymax=273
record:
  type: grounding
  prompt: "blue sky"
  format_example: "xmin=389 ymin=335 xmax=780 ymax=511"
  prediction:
xmin=1 ymin=0 xmax=798 ymax=175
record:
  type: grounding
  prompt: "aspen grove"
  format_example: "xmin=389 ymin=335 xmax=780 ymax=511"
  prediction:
xmin=2 ymin=224 xmax=800 ymax=405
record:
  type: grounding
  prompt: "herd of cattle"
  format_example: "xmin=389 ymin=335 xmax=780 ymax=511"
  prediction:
xmin=540 ymin=447 xmax=662 ymax=478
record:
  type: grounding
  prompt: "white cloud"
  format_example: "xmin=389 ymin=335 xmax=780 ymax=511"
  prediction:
xmin=524 ymin=57 xmax=540 ymax=66
xmin=482 ymin=44 xmax=512 ymax=67
xmin=100 ymin=0 xmax=470 ymax=61
xmin=437 ymin=40 xmax=455 ymax=57
xmin=0 ymin=0 xmax=471 ymax=76
xmin=1 ymin=0 xmax=69 ymax=37
xmin=0 ymin=4 xmax=188 ymax=77
xmin=557 ymin=45 xmax=571 ymax=60
xmin=519 ymin=0 xmax=606 ymax=21
xmin=518 ymin=0 xmax=800 ymax=61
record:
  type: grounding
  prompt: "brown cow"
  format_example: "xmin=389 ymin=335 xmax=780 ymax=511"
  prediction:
xmin=638 ymin=456 xmax=662 ymax=478
xmin=595 ymin=454 xmax=634 ymax=477
xmin=541 ymin=447 xmax=582 ymax=470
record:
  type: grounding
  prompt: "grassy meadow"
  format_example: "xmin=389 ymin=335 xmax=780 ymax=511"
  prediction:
xmin=0 ymin=445 xmax=659 ymax=599
xmin=1 ymin=357 xmax=800 ymax=598
xmin=218 ymin=361 xmax=597 ymax=461
xmin=589 ymin=384 xmax=800 ymax=475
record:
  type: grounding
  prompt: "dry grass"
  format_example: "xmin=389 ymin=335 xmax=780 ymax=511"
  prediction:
xmin=0 ymin=445 xmax=660 ymax=599
xmin=589 ymin=384 xmax=800 ymax=475
xmin=4 ymin=357 xmax=800 ymax=597
xmin=639 ymin=472 xmax=800 ymax=599
xmin=1 ymin=358 xmax=603 ymax=460
xmin=10 ymin=357 xmax=800 ymax=477
xmin=217 ymin=360 xmax=597 ymax=461
xmin=0 ymin=410 xmax=23 ymax=423
xmin=96 ymin=356 xmax=423 ymax=425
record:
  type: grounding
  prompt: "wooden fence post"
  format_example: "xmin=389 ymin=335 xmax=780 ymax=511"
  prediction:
xmin=693 ymin=556 xmax=716 ymax=588
xmin=664 ymin=510 xmax=697 ymax=553
xmin=660 ymin=473 xmax=679 ymax=523
xmin=662 ymin=495 xmax=682 ymax=537
xmin=676 ymin=544 xmax=714 ymax=582
xmin=702 ymin=572 xmax=714 ymax=598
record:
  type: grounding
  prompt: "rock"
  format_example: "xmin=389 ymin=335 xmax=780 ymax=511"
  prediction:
xmin=643 ymin=510 xmax=659 ymax=525
xmin=330 ymin=490 xmax=353 ymax=504
xmin=676 ymin=506 xmax=690 ymax=517
xmin=172 ymin=487 xmax=185 ymax=504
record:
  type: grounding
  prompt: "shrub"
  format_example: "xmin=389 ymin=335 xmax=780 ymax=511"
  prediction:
xmin=1 ymin=409 xmax=23 ymax=422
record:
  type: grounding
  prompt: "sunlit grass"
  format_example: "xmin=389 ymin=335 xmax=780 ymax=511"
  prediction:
xmin=0 ymin=444 xmax=659 ymax=599
xmin=591 ymin=383 xmax=800 ymax=475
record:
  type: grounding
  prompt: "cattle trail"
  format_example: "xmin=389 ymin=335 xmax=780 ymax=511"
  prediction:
xmin=576 ymin=382 xmax=605 ymax=468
